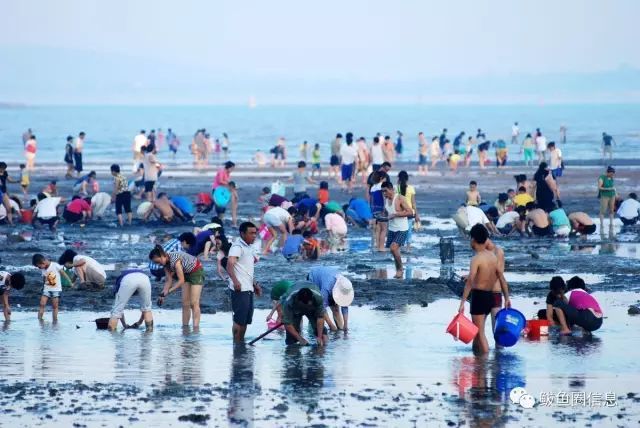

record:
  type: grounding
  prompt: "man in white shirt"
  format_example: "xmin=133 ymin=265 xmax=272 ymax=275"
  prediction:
xmin=33 ymin=194 xmax=62 ymax=231
xmin=340 ymin=132 xmax=358 ymax=192
xmin=547 ymin=142 xmax=563 ymax=179
xmin=453 ymin=205 xmax=500 ymax=236
xmin=511 ymin=122 xmax=520 ymax=145
xmin=133 ymin=130 xmax=147 ymax=171
xmin=618 ymin=193 xmax=640 ymax=225
xmin=59 ymin=249 xmax=107 ymax=289
xmin=226 ymin=222 xmax=262 ymax=343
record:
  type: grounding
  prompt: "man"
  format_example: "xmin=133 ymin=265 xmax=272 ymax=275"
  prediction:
xmin=71 ymin=132 xmax=85 ymax=177
xmin=143 ymin=192 xmax=186 ymax=223
xmin=329 ymin=133 xmax=343 ymax=180
xmin=547 ymin=142 xmax=563 ymax=179
xmin=289 ymin=161 xmax=315 ymax=202
xmin=511 ymin=122 xmax=519 ymax=145
xmin=601 ymin=132 xmax=615 ymax=163
xmin=227 ymin=222 xmax=262 ymax=343
xmin=525 ymin=202 xmax=553 ymax=237
xmin=340 ymin=133 xmax=358 ymax=192
xmin=452 ymin=205 xmax=501 ymax=237
xmin=308 ymin=266 xmax=354 ymax=331
xmin=133 ymin=130 xmax=147 ymax=169
xmin=597 ymin=166 xmax=616 ymax=233
xmin=281 ymin=285 xmax=327 ymax=346
xmin=568 ymin=211 xmax=597 ymax=235
xmin=108 ymin=270 xmax=153 ymax=331
xmin=617 ymin=193 xmax=640 ymax=226
xmin=382 ymin=181 xmax=413 ymax=279
xmin=459 ymin=224 xmax=510 ymax=355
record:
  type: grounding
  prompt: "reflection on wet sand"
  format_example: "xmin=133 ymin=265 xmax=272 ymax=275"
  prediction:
xmin=228 ymin=344 xmax=258 ymax=427
xmin=451 ymin=352 xmax=525 ymax=427
xmin=281 ymin=346 xmax=325 ymax=413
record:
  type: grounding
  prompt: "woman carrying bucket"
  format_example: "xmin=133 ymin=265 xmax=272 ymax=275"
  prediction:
xmin=212 ymin=161 xmax=236 ymax=223
xmin=458 ymin=224 xmax=511 ymax=355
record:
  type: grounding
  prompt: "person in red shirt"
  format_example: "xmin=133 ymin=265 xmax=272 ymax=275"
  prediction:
xmin=63 ymin=196 xmax=92 ymax=224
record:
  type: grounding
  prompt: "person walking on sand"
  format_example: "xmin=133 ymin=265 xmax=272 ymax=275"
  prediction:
xmin=226 ymin=222 xmax=262 ymax=343
xmin=396 ymin=171 xmax=420 ymax=251
xmin=418 ymin=132 xmax=428 ymax=175
xmin=133 ymin=130 xmax=147 ymax=171
xmin=142 ymin=144 xmax=161 ymax=202
xmin=24 ymin=134 xmax=37 ymax=172
xmin=74 ymin=132 xmax=85 ymax=177
xmin=356 ymin=137 xmax=370 ymax=185
xmin=511 ymin=122 xmax=520 ymax=145
xmin=340 ymin=132 xmax=358 ymax=193
xmin=329 ymin=133 xmax=343 ymax=180
xmin=64 ymin=135 xmax=75 ymax=178
xmin=369 ymin=136 xmax=384 ymax=173
xmin=458 ymin=224 xmax=511 ymax=355
xmin=598 ymin=166 xmax=617 ymax=234
xmin=382 ymin=182 xmax=413 ymax=279
xmin=535 ymin=129 xmax=547 ymax=163
xmin=108 ymin=269 xmax=154 ymax=331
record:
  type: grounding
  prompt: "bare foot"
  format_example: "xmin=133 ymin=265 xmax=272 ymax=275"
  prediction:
xmin=394 ymin=270 xmax=404 ymax=279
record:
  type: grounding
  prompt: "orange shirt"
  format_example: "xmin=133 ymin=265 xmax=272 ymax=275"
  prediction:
xmin=318 ymin=189 xmax=329 ymax=204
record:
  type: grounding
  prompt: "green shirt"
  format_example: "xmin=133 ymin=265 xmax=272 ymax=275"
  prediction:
xmin=281 ymin=283 xmax=324 ymax=325
xmin=599 ymin=175 xmax=615 ymax=198
xmin=311 ymin=149 xmax=321 ymax=164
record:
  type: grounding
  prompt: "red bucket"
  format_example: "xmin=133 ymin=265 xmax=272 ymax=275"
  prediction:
xmin=525 ymin=319 xmax=550 ymax=339
xmin=446 ymin=313 xmax=479 ymax=344
xmin=20 ymin=209 xmax=33 ymax=224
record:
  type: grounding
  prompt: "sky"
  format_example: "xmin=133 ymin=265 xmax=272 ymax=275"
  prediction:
xmin=1 ymin=0 xmax=639 ymax=104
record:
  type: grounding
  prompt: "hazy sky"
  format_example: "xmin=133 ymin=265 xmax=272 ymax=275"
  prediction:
xmin=1 ymin=0 xmax=640 ymax=104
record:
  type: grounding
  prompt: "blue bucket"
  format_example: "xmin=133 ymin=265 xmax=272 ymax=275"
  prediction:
xmin=493 ymin=308 xmax=526 ymax=347
xmin=212 ymin=187 xmax=231 ymax=208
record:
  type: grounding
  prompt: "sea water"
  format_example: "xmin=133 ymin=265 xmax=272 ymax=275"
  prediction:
xmin=1 ymin=104 xmax=639 ymax=164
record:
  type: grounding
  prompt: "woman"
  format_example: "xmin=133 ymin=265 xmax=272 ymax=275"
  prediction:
xmin=64 ymin=136 xmax=75 ymax=178
xmin=522 ymin=133 xmax=535 ymax=167
xmin=550 ymin=276 xmax=603 ymax=335
xmin=212 ymin=161 xmax=236 ymax=221
xmin=149 ymin=246 xmax=205 ymax=329
xmin=25 ymin=135 xmax=37 ymax=171
xmin=533 ymin=162 xmax=560 ymax=212
xmin=142 ymin=144 xmax=161 ymax=202
xmin=396 ymin=171 xmax=420 ymax=250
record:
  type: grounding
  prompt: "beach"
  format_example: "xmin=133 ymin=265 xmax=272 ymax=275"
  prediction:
xmin=1 ymin=160 xmax=639 ymax=426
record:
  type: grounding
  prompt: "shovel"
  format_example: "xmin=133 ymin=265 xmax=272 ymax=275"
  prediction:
xmin=249 ymin=322 xmax=283 ymax=346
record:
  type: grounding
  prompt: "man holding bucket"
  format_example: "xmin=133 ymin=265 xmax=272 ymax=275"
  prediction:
xmin=458 ymin=224 xmax=511 ymax=355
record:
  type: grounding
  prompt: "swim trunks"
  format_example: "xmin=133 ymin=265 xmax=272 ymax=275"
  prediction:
xmin=532 ymin=224 xmax=553 ymax=237
xmin=492 ymin=292 xmax=502 ymax=309
xmin=470 ymin=289 xmax=494 ymax=315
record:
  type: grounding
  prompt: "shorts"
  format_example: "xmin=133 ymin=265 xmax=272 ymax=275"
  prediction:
xmin=42 ymin=290 xmax=61 ymax=299
xmin=554 ymin=225 xmax=571 ymax=237
xmin=144 ymin=181 xmax=155 ymax=192
xmin=552 ymin=168 xmax=563 ymax=178
xmin=492 ymin=292 xmax=502 ymax=309
xmin=418 ymin=154 xmax=427 ymax=166
xmin=341 ymin=163 xmax=354 ymax=181
xmin=36 ymin=216 xmax=58 ymax=227
xmin=73 ymin=152 xmax=83 ymax=172
xmin=603 ymin=145 xmax=613 ymax=154
xmin=385 ymin=230 xmax=408 ymax=248
xmin=264 ymin=211 xmax=284 ymax=228
xmin=184 ymin=267 xmax=205 ymax=285
xmin=470 ymin=289 xmax=493 ymax=315
xmin=497 ymin=225 xmax=513 ymax=235
xmin=63 ymin=209 xmax=83 ymax=223
xmin=231 ymin=290 xmax=254 ymax=326
xmin=115 ymin=191 xmax=132 ymax=215
xmin=599 ymin=196 xmax=615 ymax=215
xmin=111 ymin=272 xmax=152 ymax=318
xmin=330 ymin=155 xmax=340 ymax=166
xmin=169 ymin=146 xmax=178 ymax=154
xmin=222 ymin=147 xmax=228 ymax=152
xmin=274 ymin=147 xmax=285 ymax=160
xmin=478 ymin=142 xmax=490 ymax=152
xmin=523 ymin=148 xmax=535 ymax=161
xmin=553 ymin=300 xmax=603 ymax=332
xmin=620 ymin=217 xmax=638 ymax=226
xmin=214 ymin=203 xmax=226 ymax=215
xmin=532 ymin=224 xmax=553 ymax=237
xmin=285 ymin=314 xmax=328 ymax=345
xmin=312 ymin=163 xmax=321 ymax=170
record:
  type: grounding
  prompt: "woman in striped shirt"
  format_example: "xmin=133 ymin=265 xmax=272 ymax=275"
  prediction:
xmin=149 ymin=246 xmax=205 ymax=329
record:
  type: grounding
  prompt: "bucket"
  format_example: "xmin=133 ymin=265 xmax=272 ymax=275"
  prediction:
xmin=95 ymin=317 xmax=110 ymax=330
xmin=446 ymin=313 xmax=479 ymax=344
xmin=271 ymin=181 xmax=286 ymax=197
xmin=258 ymin=224 xmax=272 ymax=241
xmin=213 ymin=186 xmax=231 ymax=208
xmin=267 ymin=319 xmax=283 ymax=331
xmin=493 ymin=308 xmax=526 ymax=347
xmin=439 ymin=237 xmax=455 ymax=264
xmin=20 ymin=209 xmax=33 ymax=224
xmin=525 ymin=319 xmax=550 ymax=339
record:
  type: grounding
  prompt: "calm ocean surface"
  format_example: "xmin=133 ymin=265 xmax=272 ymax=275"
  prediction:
xmin=1 ymin=104 xmax=638 ymax=163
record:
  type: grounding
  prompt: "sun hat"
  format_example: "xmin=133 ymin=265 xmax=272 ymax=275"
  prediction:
xmin=270 ymin=280 xmax=293 ymax=301
xmin=332 ymin=274 xmax=354 ymax=307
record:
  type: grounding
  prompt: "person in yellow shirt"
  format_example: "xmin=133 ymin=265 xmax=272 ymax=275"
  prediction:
xmin=513 ymin=186 xmax=534 ymax=207
xmin=449 ymin=150 xmax=462 ymax=173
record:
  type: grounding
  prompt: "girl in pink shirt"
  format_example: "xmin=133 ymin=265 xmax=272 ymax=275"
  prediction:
xmin=552 ymin=276 xmax=603 ymax=335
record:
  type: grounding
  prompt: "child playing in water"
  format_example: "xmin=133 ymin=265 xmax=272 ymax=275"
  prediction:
xmin=1 ymin=271 xmax=25 ymax=321
xmin=19 ymin=164 xmax=29 ymax=200
xmin=459 ymin=224 xmax=511 ymax=355
xmin=32 ymin=253 xmax=71 ymax=322
xmin=302 ymin=230 xmax=320 ymax=260
xmin=466 ymin=181 xmax=481 ymax=206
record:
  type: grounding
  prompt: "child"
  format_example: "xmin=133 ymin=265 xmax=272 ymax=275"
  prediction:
xmin=282 ymin=229 xmax=305 ymax=261
xmin=266 ymin=280 xmax=293 ymax=324
xmin=318 ymin=181 xmax=330 ymax=205
xmin=42 ymin=180 xmax=58 ymax=197
xmin=32 ymin=253 xmax=71 ymax=322
xmin=258 ymin=186 xmax=272 ymax=216
xmin=448 ymin=150 xmax=461 ymax=173
xmin=466 ymin=181 xmax=481 ymax=206
xmin=299 ymin=141 xmax=309 ymax=161
xmin=1 ymin=271 xmax=25 ymax=321
xmin=19 ymin=164 xmax=29 ymax=199
xmin=325 ymin=212 xmax=348 ymax=251
xmin=311 ymin=143 xmax=321 ymax=178
xmin=458 ymin=224 xmax=510 ymax=355
xmin=302 ymin=230 xmax=320 ymax=260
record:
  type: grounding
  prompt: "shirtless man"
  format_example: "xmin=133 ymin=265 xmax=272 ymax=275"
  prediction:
xmin=144 ymin=192 xmax=185 ymax=223
xmin=524 ymin=202 xmax=553 ymax=237
xmin=568 ymin=212 xmax=597 ymax=235
xmin=459 ymin=224 xmax=511 ymax=355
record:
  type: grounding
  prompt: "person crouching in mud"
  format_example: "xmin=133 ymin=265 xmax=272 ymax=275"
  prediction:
xmin=282 ymin=285 xmax=328 ymax=346
xmin=459 ymin=224 xmax=511 ymax=355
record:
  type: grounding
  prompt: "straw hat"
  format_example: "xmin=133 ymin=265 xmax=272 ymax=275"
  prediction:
xmin=332 ymin=274 xmax=354 ymax=307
